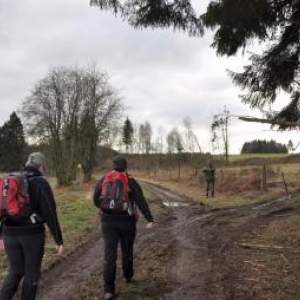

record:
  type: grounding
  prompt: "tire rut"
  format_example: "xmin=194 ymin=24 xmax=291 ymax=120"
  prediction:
xmin=37 ymin=182 xmax=297 ymax=300
xmin=143 ymin=183 xmax=210 ymax=299
xmin=37 ymin=236 xmax=103 ymax=300
xmin=143 ymin=182 xmax=296 ymax=300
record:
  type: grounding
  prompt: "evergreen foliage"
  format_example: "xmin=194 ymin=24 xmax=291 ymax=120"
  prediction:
xmin=0 ymin=112 xmax=26 ymax=171
xmin=91 ymin=0 xmax=300 ymax=125
xmin=90 ymin=0 xmax=203 ymax=36
xmin=204 ymin=0 xmax=300 ymax=123
xmin=122 ymin=117 xmax=134 ymax=152
xmin=241 ymin=139 xmax=288 ymax=154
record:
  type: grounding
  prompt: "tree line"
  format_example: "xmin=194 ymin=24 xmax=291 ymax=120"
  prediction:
xmin=0 ymin=66 xmax=122 ymax=186
xmin=241 ymin=140 xmax=288 ymax=154
xmin=121 ymin=116 xmax=201 ymax=155
xmin=0 ymin=65 xmax=204 ymax=185
xmin=1 ymin=65 xmax=294 ymax=187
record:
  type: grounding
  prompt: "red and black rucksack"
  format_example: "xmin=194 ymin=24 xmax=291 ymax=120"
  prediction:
xmin=0 ymin=172 xmax=31 ymax=219
xmin=100 ymin=170 xmax=132 ymax=214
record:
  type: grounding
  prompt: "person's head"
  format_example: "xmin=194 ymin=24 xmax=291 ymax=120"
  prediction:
xmin=112 ymin=156 xmax=127 ymax=172
xmin=25 ymin=152 xmax=48 ymax=175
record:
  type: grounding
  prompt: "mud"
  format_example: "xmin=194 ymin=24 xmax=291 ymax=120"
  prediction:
xmin=37 ymin=236 xmax=104 ymax=300
xmin=36 ymin=183 xmax=300 ymax=300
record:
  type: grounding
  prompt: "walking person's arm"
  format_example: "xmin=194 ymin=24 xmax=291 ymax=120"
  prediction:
xmin=129 ymin=177 xmax=154 ymax=227
xmin=30 ymin=178 xmax=64 ymax=255
xmin=93 ymin=177 xmax=104 ymax=208
xmin=0 ymin=222 xmax=4 ymax=251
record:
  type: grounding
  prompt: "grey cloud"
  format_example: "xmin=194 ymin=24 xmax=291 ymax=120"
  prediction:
xmin=0 ymin=0 xmax=294 ymax=153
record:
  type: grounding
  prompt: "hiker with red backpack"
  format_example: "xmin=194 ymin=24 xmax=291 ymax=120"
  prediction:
xmin=93 ymin=156 xmax=154 ymax=300
xmin=0 ymin=152 xmax=64 ymax=300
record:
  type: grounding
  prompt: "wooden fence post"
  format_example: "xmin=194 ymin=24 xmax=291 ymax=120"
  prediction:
xmin=281 ymin=172 xmax=289 ymax=196
xmin=262 ymin=163 xmax=267 ymax=191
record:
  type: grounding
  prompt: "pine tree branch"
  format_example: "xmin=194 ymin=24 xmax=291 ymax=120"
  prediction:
xmin=239 ymin=116 xmax=300 ymax=127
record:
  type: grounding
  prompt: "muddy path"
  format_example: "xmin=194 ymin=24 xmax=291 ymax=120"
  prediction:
xmin=36 ymin=183 xmax=300 ymax=299
xmin=37 ymin=237 xmax=104 ymax=300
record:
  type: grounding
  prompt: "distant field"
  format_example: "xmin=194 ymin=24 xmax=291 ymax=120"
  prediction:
xmin=227 ymin=153 xmax=291 ymax=162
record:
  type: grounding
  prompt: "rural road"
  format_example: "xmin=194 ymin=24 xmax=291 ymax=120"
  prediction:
xmin=36 ymin=182 xmax=297 ymax=299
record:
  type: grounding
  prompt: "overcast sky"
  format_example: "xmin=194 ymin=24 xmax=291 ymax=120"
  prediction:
xmin=0 ymin=0 xmax=299 ymax=154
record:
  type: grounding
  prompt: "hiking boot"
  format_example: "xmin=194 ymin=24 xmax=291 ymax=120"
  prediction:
xmin=104 ymin=293 xmax=115 ymax=300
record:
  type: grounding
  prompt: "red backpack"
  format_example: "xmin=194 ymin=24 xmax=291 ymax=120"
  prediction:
xmin=0 ymin=172 xmax=31 ymax=219
xmin=100 ymin=170 xmax=132 ymax=214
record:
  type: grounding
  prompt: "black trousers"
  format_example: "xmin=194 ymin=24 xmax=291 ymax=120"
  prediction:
xmin=206 ymin=179 xmax=215 ymax=197
xmin=0 ymin=233 xmax=45 ymax=300
xmin=101 ymin=220 xmax=136 ymax=293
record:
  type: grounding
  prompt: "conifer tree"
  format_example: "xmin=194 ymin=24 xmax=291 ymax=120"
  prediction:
xmin=122 ymin=117 xmax=134 ymax=153
xmin=0 ymin=112 xmax=26 ymax=171
xmin=241 ymin=139 xmax=288 ymax=154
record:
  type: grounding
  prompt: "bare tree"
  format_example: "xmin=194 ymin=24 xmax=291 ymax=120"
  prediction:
xmin=102 ymin=125 xmax=121 ymax=149
xmin=166 ymin=127 xmax=184 ymax=180
xmin=167 ymin=128 xmax=184 ymax=154
xmin=211 ymin=106 xmax=230 ymax=162
xmin=139 ymin=121 xmax=152 ymax=154
xmin=182 ymin=116 xmax=202 ymax=153
xmin=79 ymin=67 xmax=123 ymax=182
xmin=157 ymin=126 xmax=166 ymax=153
xmin=21 ymin=66 xmax=123 ymax=185
xmin=183 ymin=116 xmax=194 ymax=153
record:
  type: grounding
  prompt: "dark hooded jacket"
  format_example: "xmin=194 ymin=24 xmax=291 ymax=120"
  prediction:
xmin=93 ymin=175 xmax=154 ymax=222
xmin=93 ymin=157 xmax=154 ymax=223
xmin=0 ymin=166 xmax=63 ymax=245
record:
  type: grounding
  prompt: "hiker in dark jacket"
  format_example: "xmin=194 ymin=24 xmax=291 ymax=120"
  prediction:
xmin=0 ymin=152 xmax=64 ymax=300
xmin=203 ymin=160 xmax=215 ymax=197
xmin=93 ymin=156 xmax=154 ymax=300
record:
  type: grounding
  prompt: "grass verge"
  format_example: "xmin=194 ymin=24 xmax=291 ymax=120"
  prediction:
xmin=240 ymin=198 xmax=300 ymax=300
xmin=0 ymin=185 xmax=97 ymax=282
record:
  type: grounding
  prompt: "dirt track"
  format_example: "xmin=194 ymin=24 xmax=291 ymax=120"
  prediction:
xmin=36 ymin=183 xmax=300 ymax=299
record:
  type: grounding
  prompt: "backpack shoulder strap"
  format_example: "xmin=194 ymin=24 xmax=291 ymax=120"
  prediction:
xmin=1 ymin=176 xmax=10 ymax=212
xmin=103 ymin=170 xmax=117 ymax=182
xmin=11 ymin=172 xmax=29 ymax=196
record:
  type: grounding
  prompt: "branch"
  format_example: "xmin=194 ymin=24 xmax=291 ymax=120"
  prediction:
xmin=239 ymin=116 xmax=300 ymax=127
xmin=239 ymin=242 xmax=300 ymax=253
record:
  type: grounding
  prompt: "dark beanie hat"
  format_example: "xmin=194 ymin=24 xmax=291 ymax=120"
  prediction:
xmin=112 ymin=156 xmax=127 ymax=171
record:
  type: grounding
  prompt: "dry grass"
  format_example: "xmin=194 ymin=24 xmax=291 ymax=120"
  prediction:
xmin=240 ymin=208 xmax=300 ymax=300
xmin=133 ymin=164 xmax=293 ymax=208
xmin=135 ymin=163 xmax=300 ymax=298
xmin=227 ymin=153 xmax=289 ymax=162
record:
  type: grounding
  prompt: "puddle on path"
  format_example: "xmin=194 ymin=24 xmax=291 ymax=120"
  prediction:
xmin=163 ymin=201 xmax=189 ymax=207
